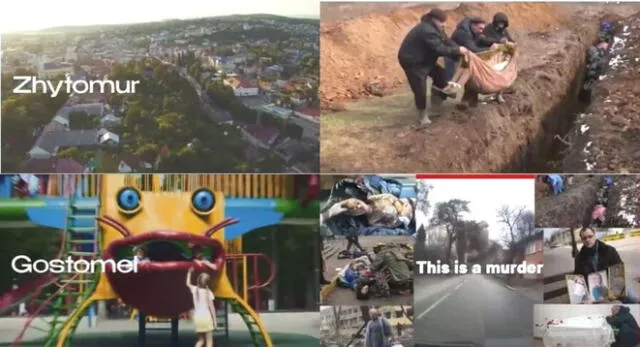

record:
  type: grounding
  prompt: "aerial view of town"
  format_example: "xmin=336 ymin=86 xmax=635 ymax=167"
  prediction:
xmin=1 ymin=1 xmax=320 ymax=173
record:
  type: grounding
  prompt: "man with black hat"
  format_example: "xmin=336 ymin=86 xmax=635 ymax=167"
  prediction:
xmin=398 ymin=8 xmax=468 ymax=126
xmin=483 ymin=12 xmax=515 ymax=45
xmin=446 ymin=16 xmax=499 ymax=107
xmin=478 ymin=12 xmax=516 ymax=103
xmin=451 ymin=16 xmax=497 ymax=54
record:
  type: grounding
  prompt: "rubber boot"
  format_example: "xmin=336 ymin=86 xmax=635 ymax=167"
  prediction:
xmin=418 ymin=109 xmax=431 ymax=125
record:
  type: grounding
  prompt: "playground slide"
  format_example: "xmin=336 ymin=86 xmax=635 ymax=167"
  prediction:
xmin=221 ymin=295 xmax=272 ymax=347
xmin=0 ymin=274 xmax=56 ymax=316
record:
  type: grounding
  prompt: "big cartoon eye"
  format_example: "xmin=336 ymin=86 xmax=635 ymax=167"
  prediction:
xmin=117 ymin=187 xmax=141 ymax=213
xmin=191 ymin=188 xmax=215 ymax=215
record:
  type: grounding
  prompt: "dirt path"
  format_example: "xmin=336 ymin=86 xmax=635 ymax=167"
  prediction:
xmin=320 ymin=3 xmax=640 ymax=173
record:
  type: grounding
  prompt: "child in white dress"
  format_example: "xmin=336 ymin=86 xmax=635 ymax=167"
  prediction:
xmin=186 ymin=267 xmax=217 ymax=347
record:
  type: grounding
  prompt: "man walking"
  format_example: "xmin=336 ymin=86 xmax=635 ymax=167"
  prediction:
xmin=398 ymin=8 xmax=468 ymax=126
xmin=364 ymin=308 xmax=393 ymax=347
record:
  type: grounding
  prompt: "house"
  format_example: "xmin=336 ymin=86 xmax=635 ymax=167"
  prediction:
xmin=55 ymin=103 xmax=105 ymax=128
xmin=20 ymin=158 xmax=85 ymax=173
xmin=98 ymin=129 xmax=119 ymax=146
xmin=39 ymin=62 xmax=74 ymax=78
xmin=294 ymin=108 xmax=320 ymax=123
xmin=240 ymin=124 xmax=279 ymax=150
xmin=514 ymin=230 xmax=544 ymax=279
xmin=212 ymin=110 xmax=233 ymax=125
xmin=51 ymin=115 xmax=70 ymax=129
xmin=261 ymin=104 xmax=291 ymax=120
xmin=42 ymin=121 xmax=68 ymax=133
xmin=224 ymin=77 xmax=259 ymax=97
xmin=28 ymin=129 xmax=101 ymax=159
xmin=100 ymin=113 xmax=121 ymax=127
xmin=273 ymin=138 xmax=305 ymax=162
xmin=116 ymin=153 xmax=153 ymax=173
xmin=210 ymin=56 xmax=235 ymax=71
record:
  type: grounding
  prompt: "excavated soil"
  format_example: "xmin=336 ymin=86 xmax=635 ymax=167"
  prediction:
xmin=320 ymin=2 xmax=640 ymax=173
xmin=535 ymin=175 xmax=639 ymax=227
xmin=563 ymin=14 xmax=640 ymax=172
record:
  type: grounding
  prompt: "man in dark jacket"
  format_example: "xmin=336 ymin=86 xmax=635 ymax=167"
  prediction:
xmin=607 ymin=305 xmax=640 ymax=347
xmin=573 ymin=227 xmax=623 ymax=279
xmin=483 ymin=12 xmax=515 ymax=45
xmin=451 ymin=17 xmax=495 ymax=54
xmin=398 ymin=8 xmax=468 ymax=126
xmin=447 ymin=17 xmax=499 ymax=107
xmin=481 ymin=12 xmax=516 ymax=104
xmin=446 ymin=17 xmax=496 ymax=79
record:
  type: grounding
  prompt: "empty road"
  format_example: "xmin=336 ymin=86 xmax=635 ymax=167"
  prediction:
xmin=414 ymin=274 xmax=540 ymax=347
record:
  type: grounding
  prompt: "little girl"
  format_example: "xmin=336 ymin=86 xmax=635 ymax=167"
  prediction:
xmin=186 ymin=267 xmax=217 ymax=347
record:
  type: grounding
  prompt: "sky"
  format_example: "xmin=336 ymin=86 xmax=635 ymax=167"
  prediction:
xmin=1 ymin=0 xmax=319 ymax=33
xmin=420 ymin=178 xmax=535 ymax=242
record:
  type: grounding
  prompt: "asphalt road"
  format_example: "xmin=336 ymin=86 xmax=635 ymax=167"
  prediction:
xmin=414 ymin=274 xmax=539 ymax=347
xmin=322 ymin=236 xmax=413 ymax=306
xmin=544 ymin=237 xmax=640 ymax=302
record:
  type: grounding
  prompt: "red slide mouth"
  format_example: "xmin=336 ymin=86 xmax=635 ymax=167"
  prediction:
xmin=98 ymin=216 xmax=234 ymax=316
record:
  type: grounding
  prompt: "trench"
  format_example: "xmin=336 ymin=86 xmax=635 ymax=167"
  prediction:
xmin=500 ymin=23 xmax=610 ymax=173
xmin=503 ymin=64 xmax=588 ymax=173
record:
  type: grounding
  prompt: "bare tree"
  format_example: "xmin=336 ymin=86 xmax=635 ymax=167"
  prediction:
xmin=497 ymin=205 xmax=536 ymax=263
xmin=497 ymin=205 xmax=525 ymax=246
xmin=415 ymin=180 xmax=432 ymax=217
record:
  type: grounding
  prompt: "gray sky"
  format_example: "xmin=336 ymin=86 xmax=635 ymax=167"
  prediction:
xmin=420 ymin=178 xmax=535 ymax=242
xmin=2 ymin=0 xmax=319 ymax=33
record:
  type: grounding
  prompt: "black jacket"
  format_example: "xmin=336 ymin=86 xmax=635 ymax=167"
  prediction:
xmin=451 ymin=18 xmax=492 ymax=53
xmin=483 ymin=13 xmax=515 ymax=44
xmin=398 ymin=15 xmax=460 ymax=69
xmin=573 ymin=240 xmax=623 ymax=278
xmin=606 ymin=306 xmax=640 ymax=346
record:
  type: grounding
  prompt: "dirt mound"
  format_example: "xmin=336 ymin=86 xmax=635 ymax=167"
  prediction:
xmin=563 ymin=13 xmax=640 ymax=172
xmin=536 ymin=176 xmax=600 ymax=227
xmin=536 ymin=175 xmax=639 ymax=228
xmin=320 ymin=3 xmax=639 ymax=173
xmin=320 ymin=2 xmax=568 ymax=108
xmin=606 ymin=175 xmax=639 ymax=227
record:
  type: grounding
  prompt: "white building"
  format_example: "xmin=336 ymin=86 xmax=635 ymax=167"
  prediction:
xmin=224 ymin=77 xmax=258 ymax=97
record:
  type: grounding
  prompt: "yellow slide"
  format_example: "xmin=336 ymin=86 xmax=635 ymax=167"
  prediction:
xmin=215 ymin=273 xmax=272 ymax=347
xmin=55 ymin=294 xmax=98 ymax=347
